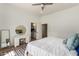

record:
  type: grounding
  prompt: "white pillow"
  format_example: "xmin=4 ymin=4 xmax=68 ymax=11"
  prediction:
xmin=70 ymin=50 xmax=77 ymax=56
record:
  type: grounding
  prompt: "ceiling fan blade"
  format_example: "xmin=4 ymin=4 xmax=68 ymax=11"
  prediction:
xmin=32 ymin=3 xmax=42 ymax=6
xmin=44 ymin=3 xmax=53 ymax=5
xmin=32 ymin=3 xmax=53 ymax=6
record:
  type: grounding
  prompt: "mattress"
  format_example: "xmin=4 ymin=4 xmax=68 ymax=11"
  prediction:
xmin=25 ymin=37 xmax=77 ymax=56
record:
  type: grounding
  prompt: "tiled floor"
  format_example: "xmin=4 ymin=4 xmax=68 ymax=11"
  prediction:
xmin=0 ymin=44 xmax=27 ymax=56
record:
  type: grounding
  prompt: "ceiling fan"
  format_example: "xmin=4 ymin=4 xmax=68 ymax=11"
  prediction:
xmin=32 ymin=3 xmax=53 ymax=13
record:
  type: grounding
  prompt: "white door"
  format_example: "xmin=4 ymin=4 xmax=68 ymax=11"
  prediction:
xmin=1 ymin=30 xmax=9 ymax=48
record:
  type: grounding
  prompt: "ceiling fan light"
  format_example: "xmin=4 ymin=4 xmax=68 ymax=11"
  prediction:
xmin=41 ymin=4 xmax=44 ymax=7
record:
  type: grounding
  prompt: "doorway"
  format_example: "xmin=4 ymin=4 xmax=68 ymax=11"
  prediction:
xmin=31 ymin=23 xmax=37 ymax=41
xmin=42 ymin=24 xmax=48 ymax=38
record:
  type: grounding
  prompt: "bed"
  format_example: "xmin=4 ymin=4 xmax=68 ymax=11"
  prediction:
xmin=25 ymin=37 xmax=77 ymax=56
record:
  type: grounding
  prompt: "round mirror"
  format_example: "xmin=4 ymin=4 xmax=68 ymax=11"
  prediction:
xmin=15 ymin=25 xmax=26 ymax=35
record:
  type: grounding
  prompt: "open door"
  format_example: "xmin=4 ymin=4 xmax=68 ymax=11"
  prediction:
xmin=31 ymin=23 xmax=37 ymax=41
xmin=42 ymin=24 xmax=48 ymax=38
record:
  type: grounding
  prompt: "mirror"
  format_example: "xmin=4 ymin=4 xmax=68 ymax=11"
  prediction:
xmin=15 ymin=25 xmax=26 ymax=35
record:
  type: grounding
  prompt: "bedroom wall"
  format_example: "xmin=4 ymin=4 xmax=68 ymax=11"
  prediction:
xmin=41 ymin=5 xmax=79 ymax=39
xmin=0 ymin=4 xmax=10 ymax=29
xmin=0 ymin=4 xmax=40 ymax=46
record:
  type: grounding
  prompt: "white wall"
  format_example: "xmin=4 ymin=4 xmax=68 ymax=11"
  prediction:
xmin=36 ymin=21 xmax=42 ymax=39
xmin=41 ymin=5 xmax=79 ymax=39
xmin=0 ymin=4 xmax=40 ymax=46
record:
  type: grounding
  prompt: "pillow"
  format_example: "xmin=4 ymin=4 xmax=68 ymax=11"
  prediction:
xmin=73 ymin=36 xmax=79 ymax=49
xmin=75 ymin=46 xmax=79 ymax=56
xmin=63 ymin=39 xmax=68 ymax=44
xmin=70 ymin=50 xmax=77 ymax=56
xmin=66 ymin=33 xmax=78 ymax=50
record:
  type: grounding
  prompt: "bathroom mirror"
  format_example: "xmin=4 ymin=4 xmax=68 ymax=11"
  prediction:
xmin=15 ymin=25 xmax=26 ymax=35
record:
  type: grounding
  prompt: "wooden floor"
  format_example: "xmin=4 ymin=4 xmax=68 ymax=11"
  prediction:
xmin=0 ymin=44 xmax=27 ymax=56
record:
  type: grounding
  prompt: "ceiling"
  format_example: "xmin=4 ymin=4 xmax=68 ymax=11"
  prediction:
xmin=11 ymin=3 xmax=79 ymax=16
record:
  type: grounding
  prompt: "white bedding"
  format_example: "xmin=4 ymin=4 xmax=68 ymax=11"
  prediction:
xmin=25 ymin=37 xmax=77 ymax=56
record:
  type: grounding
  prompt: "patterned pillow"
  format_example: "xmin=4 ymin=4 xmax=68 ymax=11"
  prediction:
xmin=63 ymin=39 xmax=68 ymax=44
xmin=66 ymin=33 xmax=78 ymax=50
xmin=73 ymin=34 xmax=79 ymax=48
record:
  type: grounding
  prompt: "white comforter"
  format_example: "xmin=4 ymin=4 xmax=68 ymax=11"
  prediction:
xmin=25 ymin=37 xmax=77 ymax=56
